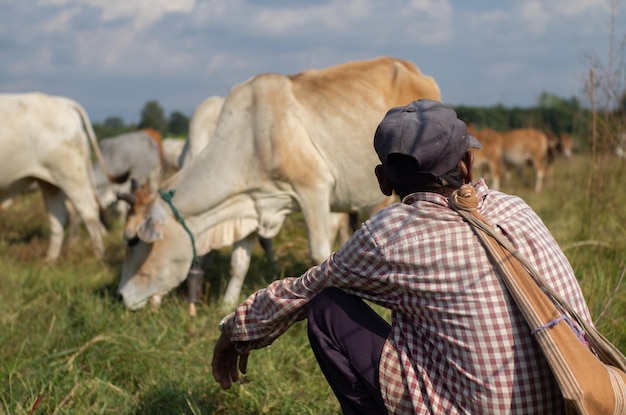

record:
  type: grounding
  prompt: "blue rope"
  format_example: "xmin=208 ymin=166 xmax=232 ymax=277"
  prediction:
xmin=530 ymin=312 xmax=589 ymax=346
xmin=531 ymin=314 xmax=567 ymax=334
xmin=158 ymin=189 xmax=199 ymax=266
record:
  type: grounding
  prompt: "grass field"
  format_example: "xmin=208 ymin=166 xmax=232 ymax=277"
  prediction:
xmin=1 ymin=153 xmax=625 ymax=414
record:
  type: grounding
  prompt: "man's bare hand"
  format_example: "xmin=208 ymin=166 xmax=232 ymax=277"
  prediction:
xmin=211 ymin=333 xmax=249 ymax=389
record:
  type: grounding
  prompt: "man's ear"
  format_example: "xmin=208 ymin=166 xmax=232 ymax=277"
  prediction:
xmin=375 ymin=165 xmax=394 ymax=196
xmin=459 ymin=151 xmax=474 ymax=184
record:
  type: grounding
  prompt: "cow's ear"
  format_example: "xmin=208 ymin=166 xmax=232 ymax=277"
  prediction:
xmin=137 ymin=202 xmax=167 ymax=242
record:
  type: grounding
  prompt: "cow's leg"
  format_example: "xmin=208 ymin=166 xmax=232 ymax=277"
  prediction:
xmin=516 ymin=164 xmax=527 ymax=186
xmin=329 ymin=213 xmax=352 ymax=248
xmin=504 ymin=169 xmax=512 ymax=184
xmin=257 ymin=236 xmax=281 ymax=276
xmin=258 ymin=236 xmax=276 ymax=264
xmin=0 ymin=197 xmax=14 ymax=211
xmin=114 ymin=199 xmax=130 ymax=221
xmin=299 ymin=195 xmax=333 ymax=265
xmin=534 ymin=159 xmax=545 ymax=193
xmin=490 ymin=160 xmax=501 ymax=190
xmin=222 ymin=232 xmax=256 ymax=306
xmin=39 ymin=182 xmax=68 ymax=262
xmin=65 ymin=199 xmax=80 ymax=245
xmin=106 ymin=181 xmax=130 ymax=221
xmin=62 ymin=186 xmax=105 ymax=259
xmin=147 ymin=166 xmax=162 ymax=194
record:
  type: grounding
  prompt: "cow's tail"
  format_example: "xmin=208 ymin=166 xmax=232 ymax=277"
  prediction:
xmin=70 ymin=100 xmax=129 ymax=184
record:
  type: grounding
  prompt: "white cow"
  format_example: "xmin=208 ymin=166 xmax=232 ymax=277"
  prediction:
xmin=0 ymin=92 xmax=125 ymax=261
xmin=179 ymin=96 xmax=225 ymax=167
xmin=94 ymin=128 xmax=164 ymax=218
xmin=162 ymin=137 xmax=186 ymax=172
xmin=179 ymin=95 xmax=354 ymax=281
xmin=117 ymin=56 xmax=441 ymax=309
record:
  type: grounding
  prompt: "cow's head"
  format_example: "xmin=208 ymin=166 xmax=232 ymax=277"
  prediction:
xmin=558 ymin=133 xmax=575 ymax=158
xmin=547 ymin=132 xmax=575 ymax=160
xmin=117 ymin=182 xmax=194 ymax=309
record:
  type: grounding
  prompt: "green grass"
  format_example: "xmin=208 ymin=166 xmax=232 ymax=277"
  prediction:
xmin=1 ymin=152 xmax=625 ymax=414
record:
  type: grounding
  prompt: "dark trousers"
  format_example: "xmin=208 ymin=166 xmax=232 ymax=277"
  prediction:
xmin=307 ymin=288 xmax=390 ymax=415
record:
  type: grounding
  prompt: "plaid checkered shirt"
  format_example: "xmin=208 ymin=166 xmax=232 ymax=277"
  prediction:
xmin=220 ymin=179 xmax=593 ymax=414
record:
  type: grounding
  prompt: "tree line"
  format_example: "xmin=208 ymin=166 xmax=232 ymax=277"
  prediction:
xmin=92 ymin=100 xmax=190 ymax=140
xmin=93 ymin=92 xmax=626 ymax=153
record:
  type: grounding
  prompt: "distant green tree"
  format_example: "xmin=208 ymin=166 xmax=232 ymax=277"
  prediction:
xmin=458 ymin=94 xmax=588 ymax=137
xmin=537 ymin=92 xmax=582 ymax=135
xmin=507 ymin=106 xmax=533 ymax=129
xmin=168 ymin=111 xmax=190 ymax=137
xmin=455 ymin=105 xmax=486 ymax=127
xmin=93 ymin=116 xmax=133 ymax=140
xmin=138 ymin=101 xmax=167 ymax=136
xmin=484 ymin=104 xmax=510 ymax=131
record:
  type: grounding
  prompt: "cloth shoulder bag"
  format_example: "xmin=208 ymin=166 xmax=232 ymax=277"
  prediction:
xmin=449 ymin=184 xmax=626 ymax=415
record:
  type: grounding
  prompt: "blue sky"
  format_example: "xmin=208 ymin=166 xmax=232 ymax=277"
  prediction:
xmin=1 ymin=0 xmax=624 ymax=123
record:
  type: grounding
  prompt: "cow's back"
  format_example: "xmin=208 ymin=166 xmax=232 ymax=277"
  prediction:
xmin=0 ymin=92 xmax=88 ymax=187
xmin=181 ymin=96 xmax=225 ymax=166
xmin=98 ymin=130 xmax=162 ymax=180
xmin=0 ymin=92 xmax=109 ymax=260
xmin=502 ymin=128 xmax=548 ymax=164
xmin=286 ymin=56 xmax=441 ymax=211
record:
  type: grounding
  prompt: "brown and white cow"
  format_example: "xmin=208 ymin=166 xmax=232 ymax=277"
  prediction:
xmin=117 ymin=56 xmax=441 ymax=309
xmin=0 ymin=92 xmax=126 ymax=261
xmin=467 ymin=125 xmax=504 ymax=190
xmin=466 ymin=126 xmax=549 ymax=192
xmin=547 ymin=131 xmax=575 ymax=161
xmin=500 ymin=128 xmax=549 ymax=192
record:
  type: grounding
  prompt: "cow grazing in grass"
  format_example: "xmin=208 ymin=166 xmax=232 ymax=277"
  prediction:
xmin=116 ymin=56 xmax=441 ymax=309
xmin=175 ymin=94 xmax=365 ymax=292
xmin=94 ymin=128 xmax=164 ymax=218
xmin=467 ymin=125 xmax=504 ymax=190
xmin=0 ymin=92 xmax=127 ymax=261
xmin=501 ymin=128 xmax=549 ymax=192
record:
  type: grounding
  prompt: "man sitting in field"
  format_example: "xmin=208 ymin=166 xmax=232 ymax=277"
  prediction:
xmin=211 ymin=99 xmax=592 ymax=414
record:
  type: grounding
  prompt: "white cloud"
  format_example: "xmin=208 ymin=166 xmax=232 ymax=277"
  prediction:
xmin=1 ymin=0 xmax=624 ymax=120
xmin=408 ymin=0 xmax=451 ymax=20
xmin=40 ymin=0 xmax=196 ymax=30
xmin=518 ymin=1 xmax=549 ymax=36
xmin=253 ymin=0 xmax=373 ymax=34
xmin=550 ymin=0 xmax=611 ymax=17
xmin=39 ymin=6 xmax=81 ymax=33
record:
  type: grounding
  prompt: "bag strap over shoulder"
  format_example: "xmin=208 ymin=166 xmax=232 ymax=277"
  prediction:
xmin=448 ymin=184 xmax=626 ymax=415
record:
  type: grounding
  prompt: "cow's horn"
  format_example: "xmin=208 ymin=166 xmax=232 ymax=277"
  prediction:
xmin=130 ymin=177 xmax=139 ymax=192
xmin=117 ymin=192 xmax=136 ymax=206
